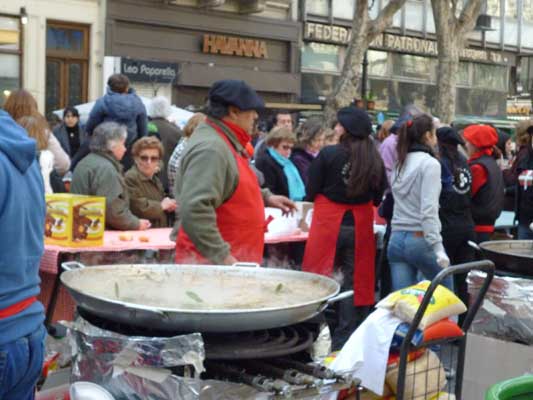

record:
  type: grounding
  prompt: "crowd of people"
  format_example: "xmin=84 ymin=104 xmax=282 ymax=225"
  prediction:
xmin=4 ymin=75 xmax=533 ymax=398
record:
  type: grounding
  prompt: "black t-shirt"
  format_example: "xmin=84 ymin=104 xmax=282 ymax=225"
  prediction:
xmin=306 ymin=144 xmax=386 ymax=206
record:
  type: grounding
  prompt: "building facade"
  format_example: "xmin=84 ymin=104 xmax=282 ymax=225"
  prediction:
xmin=0 ymin=0 xmax=104 ymax=119
xmin=104 ymin=0 xmax=300 ymax=110
xmin=300 ymin=0 xmax=533 ymax=119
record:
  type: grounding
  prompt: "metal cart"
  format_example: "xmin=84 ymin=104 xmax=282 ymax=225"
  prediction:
xmin=395 ymin=261 xmax=495 ymax=400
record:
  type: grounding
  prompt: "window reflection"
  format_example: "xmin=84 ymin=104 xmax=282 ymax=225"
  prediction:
xmin=46 ymin=27 xmax=84 ymax=53
xmin=306 ymin=0 xmax=329 ymax=16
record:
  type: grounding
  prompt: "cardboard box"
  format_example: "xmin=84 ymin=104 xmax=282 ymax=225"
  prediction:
xmin=295 ymin=201 xmax=314 ymax=232
xmin=463 ymin=333 xmax=533 ymax=399
xmin=45 ymin=194 xmax=106 ymax=247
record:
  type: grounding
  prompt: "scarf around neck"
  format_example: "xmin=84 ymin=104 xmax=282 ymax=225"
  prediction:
xmin=267 ymin=147 xmax=306 ymax=201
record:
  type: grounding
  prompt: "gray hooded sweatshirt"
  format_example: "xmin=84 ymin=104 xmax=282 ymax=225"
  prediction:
xmin=391 ymin=151 xmax=444 ymax=254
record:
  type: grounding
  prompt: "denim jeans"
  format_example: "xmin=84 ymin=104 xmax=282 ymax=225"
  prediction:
xmin=517 ymin=223 xmax=533 ymax=240
xmin=0 ymin=324 xmax=46 ymax=400
xmin=387 ymin=231 xmax=454 ymax=292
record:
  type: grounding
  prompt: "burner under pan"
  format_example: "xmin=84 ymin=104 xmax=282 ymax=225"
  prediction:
xmin=77 ymin=307 xmax=318 ymax=360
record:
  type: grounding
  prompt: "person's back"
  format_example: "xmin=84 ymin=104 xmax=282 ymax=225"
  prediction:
xmin=0 ymin=110 xmax=47 ymax=399
xmin=85 ymin=74 xmax=147 ymax=148
xmin=150 ymin=118 xmax=182 ymax=192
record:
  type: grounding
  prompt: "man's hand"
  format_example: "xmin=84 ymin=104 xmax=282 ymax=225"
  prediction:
xmin=222 ymin=253 xmax=238 ymax=265
xmin=138 ymin=219 xmax=152 ymax=230
xmin=161 ymin=197 xmax=177 ymax=212
xmin=265 ymin=195 xmax=297 ymax=215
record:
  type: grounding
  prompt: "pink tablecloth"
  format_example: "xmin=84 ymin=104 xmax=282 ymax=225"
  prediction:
xmin=40 ymin=228 xmax=308 ymax=274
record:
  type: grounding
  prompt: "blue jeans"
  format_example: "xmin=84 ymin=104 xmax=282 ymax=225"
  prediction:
xmin=387 ymin=231 xmax=454 ymax=292
xmin=518 ymin=223 xmax=533 ymax=240
xmin=0 ymin=324 xmax=46 ymax=400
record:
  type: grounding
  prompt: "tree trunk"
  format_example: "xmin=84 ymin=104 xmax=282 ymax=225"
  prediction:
xmin=323 ymin=0 xmax=408 ymax=125
xmin=432 ymin=0 xmax=483 ymax=123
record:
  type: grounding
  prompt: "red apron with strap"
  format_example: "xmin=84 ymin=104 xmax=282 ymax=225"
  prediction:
xmin=302 ymin=194 xmax=375 ymax=306
xmin=175 ymin=121 xmax=265 ymax=264
xmin=0 ymin=297 xmax=37 ymax=319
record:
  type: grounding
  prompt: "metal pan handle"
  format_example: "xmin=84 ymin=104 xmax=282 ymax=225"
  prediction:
xmin=61 ymin=261 xmax=86 ymax=271
xmin=232 ymin=262 xmax=261 ymax=268
xmin=315 ymin=290 xmax=354 ymax=314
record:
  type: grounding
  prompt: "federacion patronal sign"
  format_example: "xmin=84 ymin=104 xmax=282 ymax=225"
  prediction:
xmin=121 ymin=59 xmax=179 ymax=83
xmin=202 ymin=34 xmax=268 ymax=59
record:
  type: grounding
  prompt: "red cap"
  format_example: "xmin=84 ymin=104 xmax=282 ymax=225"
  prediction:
xmin=463 ymin=125 xmax=498 ymax=148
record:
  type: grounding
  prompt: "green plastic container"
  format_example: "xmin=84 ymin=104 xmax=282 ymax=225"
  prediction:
xmin=485 ymin=375 xmax=533 ymax=400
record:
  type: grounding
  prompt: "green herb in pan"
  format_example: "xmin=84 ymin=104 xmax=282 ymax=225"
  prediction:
xmin=186 ymin=291 xmax=204 ymax=303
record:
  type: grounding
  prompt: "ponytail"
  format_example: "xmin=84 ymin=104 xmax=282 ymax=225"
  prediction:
xmin=396 ymin=114 xmax=434 ymax=174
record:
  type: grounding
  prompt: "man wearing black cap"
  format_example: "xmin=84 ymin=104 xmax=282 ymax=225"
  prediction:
xmin=174 ymin=80 xmax=295 ymax=265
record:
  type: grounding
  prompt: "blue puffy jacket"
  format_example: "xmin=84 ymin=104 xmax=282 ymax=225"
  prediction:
xmin=85 ymin=87 xmax=148 ymax=146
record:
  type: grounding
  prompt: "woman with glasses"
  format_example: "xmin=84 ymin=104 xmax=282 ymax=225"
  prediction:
xmin=125 ymin=136 xmax=177 ymax=228
xmin=71 ymin=122 xmax=151 ymax=231
xmin=254 ymin=127 xmax=306 ymax=201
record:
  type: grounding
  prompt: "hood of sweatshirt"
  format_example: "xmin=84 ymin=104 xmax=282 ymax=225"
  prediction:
xmin=0 ymin=110 xmax=37 ymax=173
xmin=103 ymin=87 xmax=144 ymax=121
xmin=392 ymin=151 xmax=435 ymax=198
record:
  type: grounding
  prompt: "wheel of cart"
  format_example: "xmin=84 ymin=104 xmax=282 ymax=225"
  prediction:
xmin=485 ymin=375 xmax=533 ymax=400
xmin=395 ymin=260 xmax=495 ymax=400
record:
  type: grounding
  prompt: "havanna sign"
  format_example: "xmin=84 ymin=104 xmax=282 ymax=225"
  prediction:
xmin=202 ymin=34 xmax=268 ymax=59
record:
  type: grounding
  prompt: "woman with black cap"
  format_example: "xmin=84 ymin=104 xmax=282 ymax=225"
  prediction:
xmin=302 ymin=107 xmax=387 ymax=350
xmin=437 ymin=126 xmax=475 ymax=306
xmin=388 ymin=114 xmax=453 ymax=291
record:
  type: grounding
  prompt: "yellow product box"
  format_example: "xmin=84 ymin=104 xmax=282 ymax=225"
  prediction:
xmin=44 ymin=194 xmax=106 ymax=247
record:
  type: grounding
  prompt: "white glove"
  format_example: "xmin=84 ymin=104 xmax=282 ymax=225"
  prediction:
xmin=435 ymin=250 xmax=450 ymax=268
xmin=529 ymin=222 xmax=533 ymax=232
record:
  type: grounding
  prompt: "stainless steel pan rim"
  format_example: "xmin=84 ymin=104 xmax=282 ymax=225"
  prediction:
xmin=60 ymin=262 xmax=344 ymax=315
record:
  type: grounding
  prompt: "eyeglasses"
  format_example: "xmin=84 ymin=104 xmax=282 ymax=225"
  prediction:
xmin=281 ymin=145 xmax=293 ymax=151
xmin=139 ymin=155 xmax=160 ymax=163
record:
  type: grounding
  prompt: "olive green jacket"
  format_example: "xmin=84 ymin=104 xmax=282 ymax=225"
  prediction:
xmin=125 ymin=165 xmax=168 ymax=228
xmin=174 ymin=118 xmax=270 ymax=264
xmin=71 ymin=152 xmax=139 ymax=230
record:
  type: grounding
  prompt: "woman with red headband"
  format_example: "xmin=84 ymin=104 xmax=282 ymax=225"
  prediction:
xmin=463 ymin=125 xmax=504 ymax=243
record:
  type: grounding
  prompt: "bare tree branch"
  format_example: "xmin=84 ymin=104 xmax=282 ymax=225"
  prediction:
xmin=369 ymin=0 xmax=406 ymax=37
xmin=457 ymin=0 xmax=484 ymax=33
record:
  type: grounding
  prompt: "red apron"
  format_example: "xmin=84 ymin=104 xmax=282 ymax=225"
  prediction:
xmin=302 ymin=194 xmax=375 ymax=306
xmin=175 ymin=121 xmax=265 ymax=264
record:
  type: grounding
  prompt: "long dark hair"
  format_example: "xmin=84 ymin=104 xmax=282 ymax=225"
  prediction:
xmin=340 ymin=134 xmax=385 ymax=198
xmin=438 ymin=141 xmax=460 ymax=170
xmin=396 ymin=114 xmax=434 ymax=174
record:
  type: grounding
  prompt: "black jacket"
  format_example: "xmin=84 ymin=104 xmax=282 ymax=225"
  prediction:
xmin=254 ymin=150 xmax=289 ymax=197
xmin=306 ymin=144 xmax=386 ymax=206
xmin=470 ymin=155 xmax=504 ymax=227
xmin=439 ymin=153 xmax=474 ymax=234
xmin=52 ymin=123 xmax=87 ymax=158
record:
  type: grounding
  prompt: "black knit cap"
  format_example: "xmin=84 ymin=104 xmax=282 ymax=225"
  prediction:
xmin=437 ymin=126 xmax=465 ymax=146
xmin=337 ymin=107 xmax=373 ymax=138
xmin=208 ymin=79 xmax=265 ymax=111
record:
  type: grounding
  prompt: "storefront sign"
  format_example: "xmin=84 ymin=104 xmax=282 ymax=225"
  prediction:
xmin=121 ymin=59 xmax=178 ymax=83
xmin=202 ymin=34 xmax=268 ymax=58
xmin=304 ymin=22 xmax=351 ymax=45
xmin=371 ymin=34 xmax=505 ymax=64
xmin=507 ymin=101 xmax=533 ymax=117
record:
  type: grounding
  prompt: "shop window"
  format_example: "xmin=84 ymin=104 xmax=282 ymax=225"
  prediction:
xmin=368 ymin=50 xmax=389 ymax=77
xmin=456 ymin=87 xmax=506 ymax=117
xmin=523 ymin=0 xmax=533 ymax=22
xmin=306 ymin=0 xmax=329 ymax=17
xmin=472 ymin=63 xmax=508 ymax=91
xmin=301 ymin=73 xmax=340 ymax=103
xmin=392 ymin=54 xmax=436 ymax=82
xmin=458 ymin=62 xmax=471 ymax=86
xmin=486 ymin=0 xmax=500 ymax=16
xmin=0 ymin=15 xmax=21 ymax=108
xmin=45 ymin=21 xmax=89 ymax=120
xmin=332 ymin=0 xmax=355 ymax=20
xmin=301 ymin=42 xmax=343 ymax=74
xmin=505 ymin=0 xmax=517 ymax=18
